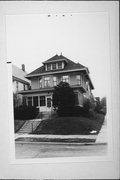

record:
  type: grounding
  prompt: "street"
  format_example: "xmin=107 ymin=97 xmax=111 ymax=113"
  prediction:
xmin=15 ymin=142 xmax=107 ymax=159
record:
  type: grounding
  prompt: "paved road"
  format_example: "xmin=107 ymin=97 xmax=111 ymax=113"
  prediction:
xmin=15 ymin=142 xmax=107 ymax=159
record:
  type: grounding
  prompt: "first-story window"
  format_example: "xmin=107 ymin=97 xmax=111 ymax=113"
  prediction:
xmin=23 ymin=96 xmax=27 ymax=105
xmin=40 ymin=96 xmax=46 ymax=106
xmin=74 ymin=93 xmax=79 ymax=105
xmin=28 ymin=97 xmax=32 ymax=106
xmin=33 ymin=96 xmax=38 ymax=107
xmin=47 ymin=97 xmax=51 ymax=107
xmin=62 ymin=75 xmax=69 ymax=83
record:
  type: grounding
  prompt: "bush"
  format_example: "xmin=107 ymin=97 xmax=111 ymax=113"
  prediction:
xmin=57 ymin=106 xmax=91 ymax=117
xmin=57 ymin=106 xmax=74 ymax=117
xmin=14 ymin=105 xmax=38 ymax=120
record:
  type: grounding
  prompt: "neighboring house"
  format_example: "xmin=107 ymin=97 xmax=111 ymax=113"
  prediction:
xmin=12 ymin=64 xmax=30 ymax=107
xmin=19 ymin=54 xmax=94 ymax=113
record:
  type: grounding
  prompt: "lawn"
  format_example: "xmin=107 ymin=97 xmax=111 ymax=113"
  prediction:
xmin=14 ymin=120 xmax=25 ymax=133
xmin=33 ymin=113 xmax=105 ymax=135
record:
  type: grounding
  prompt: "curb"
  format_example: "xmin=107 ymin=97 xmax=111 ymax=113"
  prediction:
xmin=15 ymin=140 xmax=107 ymax=146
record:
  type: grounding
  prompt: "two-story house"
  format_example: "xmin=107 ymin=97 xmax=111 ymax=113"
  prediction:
xmin=12 ymin=64 xmax=31 ymax=107
xmin=19 ymin=54 xmax=94 ymax=113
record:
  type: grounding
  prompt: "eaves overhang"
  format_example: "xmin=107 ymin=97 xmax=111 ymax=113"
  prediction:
xmin=18 ymin=87 xmax=54 ymax=95
xmin=26 ymin=68 xmax=87 ymax=79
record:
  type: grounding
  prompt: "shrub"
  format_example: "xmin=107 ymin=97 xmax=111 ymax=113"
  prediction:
xmin=14 ymin=105 xmax=38 ymax=120
xmin=57 ymin=106 xmax=90 ymax=117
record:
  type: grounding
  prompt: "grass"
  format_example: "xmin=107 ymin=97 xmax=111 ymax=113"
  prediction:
xmin=33 ymin=113 xmax=105 ymax=135
xmin=14 ymin=120 xmax=26 ymax=133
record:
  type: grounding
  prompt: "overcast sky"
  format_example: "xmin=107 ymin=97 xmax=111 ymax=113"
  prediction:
xmin=6 ymin=13 xmax=110 ymax=98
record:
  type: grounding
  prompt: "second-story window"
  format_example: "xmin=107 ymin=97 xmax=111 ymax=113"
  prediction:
xmin=39 ymin=78 xmax=42 ymax=88
xmin=47 ymin=64 xmax=51 ymax=71
xmin=44 ymin=77 xmax=50 ymax=87
xmin=62 ymin=75 xmax=69 ymax=83
xmin=58 ymin=62 xmax=62 ymax=69
xmin=76 ymin=75 xmax=81 ymax=85
xmin=53 ymin=77 xmax=57 ymax=86
xmin=52 ymin=63 xmax=56 ymax=70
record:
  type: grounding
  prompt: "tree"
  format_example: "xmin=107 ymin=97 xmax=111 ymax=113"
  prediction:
xmin=100 ymin=97 xmax=107 ymax=115
xmin=52 ymin=82 xmax=75 ymax=116
xmin=101 ymin=97 xmax=106 ymax=107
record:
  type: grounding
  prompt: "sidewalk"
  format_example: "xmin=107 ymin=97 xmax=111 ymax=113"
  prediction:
xmin=15 ymin=133 xmax=97 ymax=140
xmin=96 ymin=117 xmax=107 ymax=143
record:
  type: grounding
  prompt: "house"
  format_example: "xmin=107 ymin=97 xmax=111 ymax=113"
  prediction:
xmin=19 ymin=54 xmax=94 ymax=113
xmin=12 ymin=64 xmax=31 ymax=107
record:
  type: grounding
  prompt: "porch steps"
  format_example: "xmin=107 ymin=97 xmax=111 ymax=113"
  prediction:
xmin=18 ymin=120 xmax=41 ymax=134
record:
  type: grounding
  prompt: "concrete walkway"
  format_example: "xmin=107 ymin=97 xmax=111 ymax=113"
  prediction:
xmin=96 ymin=117 xmax=107 ymax=143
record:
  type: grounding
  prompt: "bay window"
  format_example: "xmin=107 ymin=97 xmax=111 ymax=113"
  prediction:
xmin=53 ymin=77 xmax=57 ymax=86
xmin=44 ymin=77 xmax=50 ymax=87
xmin=62 ymin=75 xmax=69 ymax=83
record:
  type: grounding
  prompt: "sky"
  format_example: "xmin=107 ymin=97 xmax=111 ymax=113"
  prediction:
xmin=6 ymin=13 xmax=110 ymax=98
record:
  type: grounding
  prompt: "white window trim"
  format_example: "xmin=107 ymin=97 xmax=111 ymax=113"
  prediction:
xmin=62 ymin=75 xmax=69 ymax=83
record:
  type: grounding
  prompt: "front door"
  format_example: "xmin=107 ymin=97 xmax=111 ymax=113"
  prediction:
xmin=46 ymin=96 xmax=52 ymax=112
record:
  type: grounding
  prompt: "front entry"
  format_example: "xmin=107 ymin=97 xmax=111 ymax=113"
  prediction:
xmin=46 ymin=96 xmax=52 ymax=112
xmin=39 ymin=96 xmax=52 ymax=112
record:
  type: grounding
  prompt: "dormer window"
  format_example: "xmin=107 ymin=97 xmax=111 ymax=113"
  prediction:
xmin=58 ymin=62 xmax=62 ymax=69
xmin=52 ymin=63 xmax=56 ymax=70
xmin=47 ymin=64 xmax=51 ymax=71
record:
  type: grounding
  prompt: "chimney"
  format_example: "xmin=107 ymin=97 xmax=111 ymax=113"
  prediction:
xmin=22 ymin=64 xmax=25 ymax=72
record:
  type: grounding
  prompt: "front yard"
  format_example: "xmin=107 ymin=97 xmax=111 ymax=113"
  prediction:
xmin=33 ymin=113 xmax=105 ymax=135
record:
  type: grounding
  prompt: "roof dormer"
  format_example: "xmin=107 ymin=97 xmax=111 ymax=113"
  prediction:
xmin=43 ymin=54 xmax=68 ymax=71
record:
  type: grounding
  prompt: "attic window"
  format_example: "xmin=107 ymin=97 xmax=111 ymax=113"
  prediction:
xmin=58 ymin=62 xmax=62 ymax=69
xmin=47 ymin=64 xmax=51 ymax=71
xmin=52 ymin=63 xmax=56 ymax=70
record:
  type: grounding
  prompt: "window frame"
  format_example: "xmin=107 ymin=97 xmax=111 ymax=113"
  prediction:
xmin=47 ymin=64 xmax=51 ymax=71
xmin=39 ymin=78 xmax=42 ymax=88
xmin=52 ymin=63 xmax=56 ymax=70
xmin=58 ymin=61 xmax=62 ymax=69
xmin=40 ymin=96 xmax=46 ymax=106
xmin=53 ymin=76 xmax=57 ymax=86
xmin=27 ymin=96 xmax=32 ymax=106
xmin=44 ymin=77 xmax=50 ymax=87
xmin=62 ymin=75 xmax=69 ymax=83
xmin=76 ymin=75 xmax=81 ymax=85
xmin=33 ymin=96 xmax=38 ymax=107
